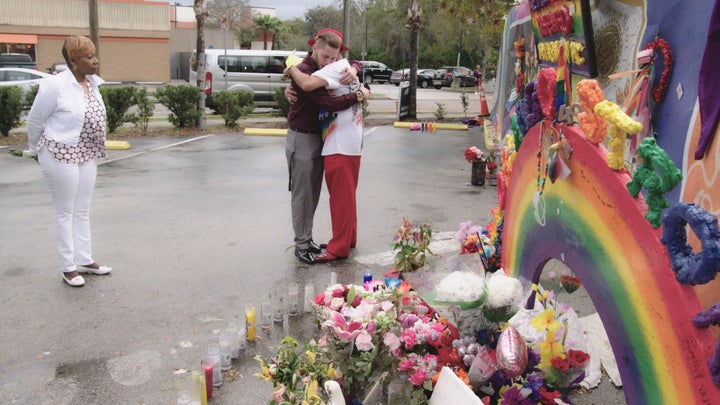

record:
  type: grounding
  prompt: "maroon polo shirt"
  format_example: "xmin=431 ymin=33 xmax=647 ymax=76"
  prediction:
xmin=286 ymin=53 xmax=362 ymax=134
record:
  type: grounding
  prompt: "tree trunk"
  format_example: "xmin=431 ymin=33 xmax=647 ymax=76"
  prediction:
xmin=407 ymin=0 xmax=421 ymax=121
xmin=89 ymin=0 xmax=100 ymax=71
xmin=194 ymin=0 xmax=207 ymax=130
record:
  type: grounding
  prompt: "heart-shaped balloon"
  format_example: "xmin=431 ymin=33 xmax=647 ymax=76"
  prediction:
xmin=496 ymin=326 xmax=528 ymax=379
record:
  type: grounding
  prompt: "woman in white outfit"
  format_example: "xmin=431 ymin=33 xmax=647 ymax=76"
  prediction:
xmin=27 ymin=35 xmax=112 ymax=287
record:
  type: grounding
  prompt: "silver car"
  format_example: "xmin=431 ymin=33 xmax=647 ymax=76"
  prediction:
xmin=0 ymin=67 xmax=52 ymax=94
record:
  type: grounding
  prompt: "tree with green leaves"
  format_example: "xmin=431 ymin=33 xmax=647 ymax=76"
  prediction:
xmin=254 ymin=14 xmax=284 ymax=50
xmin=435 ymin=0 xmax=511 ymax=79
xmin=205 ymin=0 xmax=249 ymax=29
xmin=205 ymin=0 xmax=251 ymax=48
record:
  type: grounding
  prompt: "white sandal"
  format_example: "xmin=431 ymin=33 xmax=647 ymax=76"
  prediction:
xmin=79 ymin=263 xmax=112 ymax=275
xmin=62 ymin=272 xmax=85 ymax=287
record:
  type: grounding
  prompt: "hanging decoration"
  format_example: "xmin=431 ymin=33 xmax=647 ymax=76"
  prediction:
xmin=642 ymin=37 xmax=673 ymax=104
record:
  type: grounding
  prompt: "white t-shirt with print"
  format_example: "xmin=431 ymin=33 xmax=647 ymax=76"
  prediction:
xmin=312 ymin=59 xmax=363 ymax=156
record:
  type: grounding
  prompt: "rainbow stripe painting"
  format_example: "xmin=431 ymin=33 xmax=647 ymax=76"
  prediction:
xmin=502 ymin=123 xmax=720 ymax=404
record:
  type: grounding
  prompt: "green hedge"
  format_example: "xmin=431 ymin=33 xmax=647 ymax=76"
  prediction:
xmin=156 ymin=85 xmax=201 ymax=128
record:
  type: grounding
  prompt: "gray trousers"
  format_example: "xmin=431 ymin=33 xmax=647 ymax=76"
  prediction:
xmin=285 ymin=129 xmax=324 ymax=250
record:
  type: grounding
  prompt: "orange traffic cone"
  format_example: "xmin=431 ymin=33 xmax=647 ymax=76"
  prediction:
xmin=479 ymin=84 xmax=490 ymax=117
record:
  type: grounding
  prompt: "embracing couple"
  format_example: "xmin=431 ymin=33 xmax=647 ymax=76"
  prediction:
xmin=284 ymin=28 xmax=371 ymax=265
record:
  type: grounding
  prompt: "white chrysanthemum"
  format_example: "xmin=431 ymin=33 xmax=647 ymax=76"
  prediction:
xmin=435 ymin=271 xmax=486 ymax=302
xmin=486 ymin=272 xmax=523 ymax=308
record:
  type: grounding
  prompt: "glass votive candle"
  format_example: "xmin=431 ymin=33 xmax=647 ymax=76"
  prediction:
xmin=176 ymin=389 xmax=192 ymax=405
xmin=260 ymin=300 xmax=273 ymax=330
xmin=190 ymin=369 xmax=207 ymax=404
xmin=218 ymin=331 xmax=233 ymax=371
xmin=201 ymin=358 xmax=214 ymax=398
xmin=304 ymin=282 xmax=315 ymax=313
xmin=273 ymin=290 xmax=284 ymax=323
xmin=287 ymin=282 xmax=299 ymax=316
xmin=237 ymin=325 xmax=247 ymax=351
xmin=226 ymin=322 xmax=239 ymax=359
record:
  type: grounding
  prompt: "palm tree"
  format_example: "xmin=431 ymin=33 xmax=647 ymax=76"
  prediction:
xmin=193 ymin=0 xmax=207 ymax=130
xmin=253 ymin=14 xmax=284 ymax=50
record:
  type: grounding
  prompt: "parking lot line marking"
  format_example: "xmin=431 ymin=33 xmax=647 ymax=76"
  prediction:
xmin=102 ymin=135 xmax=214 ymax=165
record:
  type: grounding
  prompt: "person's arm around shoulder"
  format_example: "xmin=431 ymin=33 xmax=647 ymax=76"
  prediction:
xmin=285 ymin=65 xmax=328 ymax=92
xmin=27 ymin=75 xmax=60 ymax=157
xmin=306 ymin=81 xmax=370 ymax=112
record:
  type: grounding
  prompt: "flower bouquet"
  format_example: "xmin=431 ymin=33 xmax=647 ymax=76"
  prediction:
xmin=528 ymin=284 xmax=589 ymax=391
xmin=313 ymin=282 xmax=403 ymax=398
xmin=464 ymin=146 xmax=484 ymax=163
xmin=312 ymin=279 xmax=460 ymax=404
xmin=391 ymin=217 xmax=434 ymax=274
xmin=441 ymin=281 xmax=592 ymax=404
xmin=455 ymin=220 xmax=483 ymax=255
xmin=465 ymin=147 xmax=486 ymax=186
xmin=482 ymin=271 xmax=524 ymax=323
xmin=254 ymin=336 xmax=338 ymax=405
xmin=486 ymin=161 xmax=499 ymax=176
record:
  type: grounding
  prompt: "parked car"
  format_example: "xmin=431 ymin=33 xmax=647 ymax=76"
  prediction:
xmin=390 ymin=68 xmax=435 ymax=88
xmin=432 ymin=66 xmax=477 ymax=88
xmin=189 ymin=49 xmax=307 ymax=109
xmin=361 ymin=60 xmax=392 ymax=84
xmin=416 ymin=70 xmax=435 ymax=88
xmin=48 ymin=62 xmax=68 ymax=75
xmin=0 ymin=53 xmax=37 ymax=70
xmin=0 ymin=67 xmax=51 ymax=93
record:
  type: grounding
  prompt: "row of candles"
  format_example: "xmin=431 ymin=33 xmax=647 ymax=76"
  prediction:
xmin=176 ymin=271 xmax=359 ymax=404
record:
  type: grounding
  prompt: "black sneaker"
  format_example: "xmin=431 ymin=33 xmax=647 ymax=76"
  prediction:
xmin=295 ymin=249 xmax=316 ymax=264
xmin=308 ymin=240 xmax=323 ymax=254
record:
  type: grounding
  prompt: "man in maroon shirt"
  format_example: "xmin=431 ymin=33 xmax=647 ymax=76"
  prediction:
xmin=285 ymin=29 xmax=366 ymax=264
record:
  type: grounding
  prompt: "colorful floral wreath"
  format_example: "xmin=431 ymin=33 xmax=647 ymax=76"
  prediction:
xmin=643 ymin=37 xmax=673 ymax=104
xmin=661 ymin=202 xmax=720 ymax=285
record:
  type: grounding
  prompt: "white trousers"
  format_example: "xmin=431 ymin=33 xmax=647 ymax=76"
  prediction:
xmin=38 ymin=147 xmax=97 ymax=273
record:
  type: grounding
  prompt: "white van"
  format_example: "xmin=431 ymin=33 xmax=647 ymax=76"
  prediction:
xmin=189 ymin=49 xmax=307 ymax=108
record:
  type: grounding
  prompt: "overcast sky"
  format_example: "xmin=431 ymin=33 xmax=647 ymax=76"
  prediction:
xmin=176 ymin=0 xmax=339 ymax=21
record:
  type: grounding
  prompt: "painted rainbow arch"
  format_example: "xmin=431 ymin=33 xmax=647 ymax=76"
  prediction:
xmin=502 ymin=123 xmax=720 ymax=405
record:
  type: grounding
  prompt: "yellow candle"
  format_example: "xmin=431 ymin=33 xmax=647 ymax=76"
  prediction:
xmin=191 ymin=369 xmax=207 ymax=405
xmin=245 ymin=306 xmax=257 ymax=341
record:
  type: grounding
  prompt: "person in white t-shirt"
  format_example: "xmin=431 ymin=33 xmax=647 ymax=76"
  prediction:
xmin=285 ymin=57 xmax=370 ymax=262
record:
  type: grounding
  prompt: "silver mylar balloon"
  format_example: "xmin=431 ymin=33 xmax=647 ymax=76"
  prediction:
xmin=496 ymin=326 xmax=528 ymax=378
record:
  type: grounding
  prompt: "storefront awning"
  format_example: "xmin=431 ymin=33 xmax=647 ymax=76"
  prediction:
xmin=0 ymin=34 xmax=38 ymax=44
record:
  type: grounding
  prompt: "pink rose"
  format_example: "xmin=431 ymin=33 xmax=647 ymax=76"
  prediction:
xmin=398 ymin=358 xmax=414 ymax=371
xmin=313 ymin=292 xmax=326 ymax=305
xmin=384 ymin=332 xmax=401 ymax=354
xmin=402 ymin=329 xmax=418 ymax=349
xmin=355 ymin=330 xmax=374 ymax=351
xmin=408 ymin=368 xmax=428 ymax=386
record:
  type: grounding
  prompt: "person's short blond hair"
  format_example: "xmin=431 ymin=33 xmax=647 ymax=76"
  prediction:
xmin=315 ymin=31 xmax=343 ymax=50
xmin=62 ymin=36 xmax=96 ymax=66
